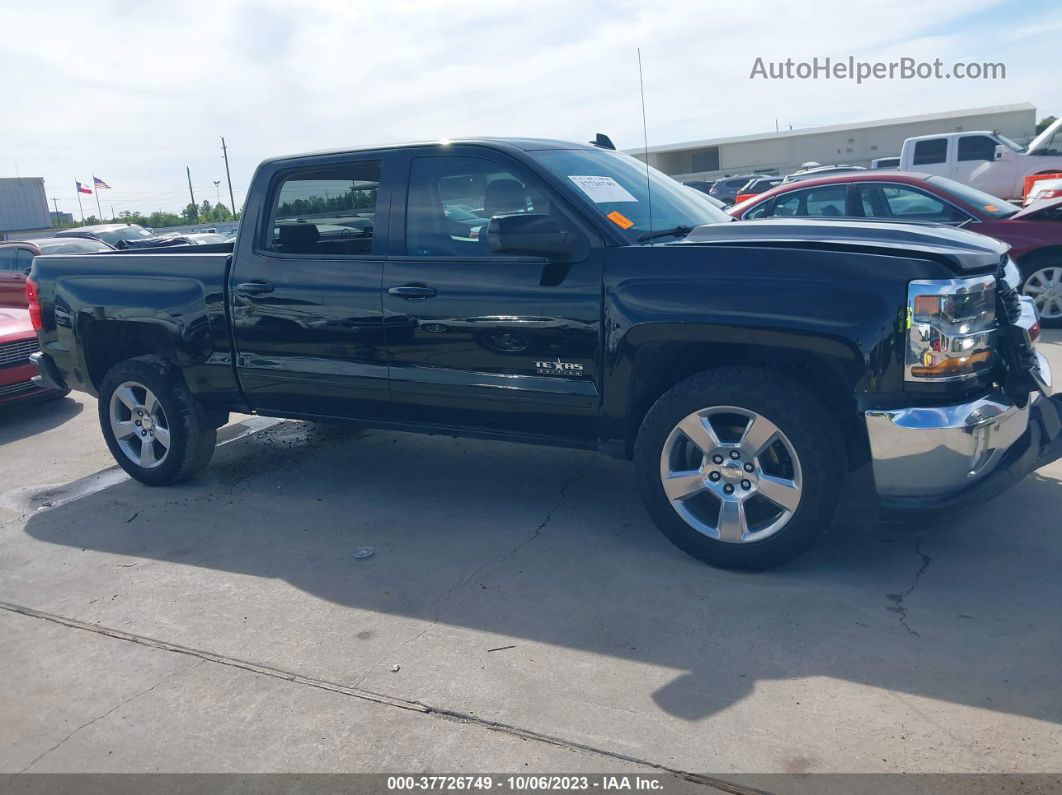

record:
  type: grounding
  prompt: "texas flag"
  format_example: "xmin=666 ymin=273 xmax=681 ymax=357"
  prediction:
xmin=93 ymin=176 xmax=111 ymax=189
xmin=76 ymin=181 xmax=92 ymax=194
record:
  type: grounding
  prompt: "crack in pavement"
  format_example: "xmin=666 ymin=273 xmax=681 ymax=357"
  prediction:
xmin=354 ymin=458 xmax=597 ymax=687
xmin=11 ymin=659 xmax=204 ymax=776
xmin=885 ymin=538 xmax=932 ymax=637
xmin=0 ymin=601 xmax=762 ymax=793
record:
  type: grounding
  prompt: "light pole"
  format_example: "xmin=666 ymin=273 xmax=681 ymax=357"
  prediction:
xmin=213 ymin=180 xmax=221 ymax=207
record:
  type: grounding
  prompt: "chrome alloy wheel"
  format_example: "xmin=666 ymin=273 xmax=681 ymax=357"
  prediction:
xmin=659 ymin=406 xmax=802 ymax=543
xmin=1023 ymin=266 xmax=1062 ymax=320
xmin=109 ymin=381 xmax=171 ymax=470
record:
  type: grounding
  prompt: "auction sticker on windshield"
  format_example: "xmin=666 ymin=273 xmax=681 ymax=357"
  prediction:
xmin=568 ymin=175 xmax=638 ymax=203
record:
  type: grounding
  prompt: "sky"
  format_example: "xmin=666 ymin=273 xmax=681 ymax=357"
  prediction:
xmin=2 ymin=0 xmax=1060 ymax=219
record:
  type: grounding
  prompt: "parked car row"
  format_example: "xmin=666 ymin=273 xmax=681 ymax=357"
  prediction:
xmin=728 ymin=171 xmax=1062 ymax=325
xmin=685 ymin=117 xmax=1062 ymax=207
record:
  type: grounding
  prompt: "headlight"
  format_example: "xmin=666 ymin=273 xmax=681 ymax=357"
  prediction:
xmin=906 ymin=275 xmax=996 ymax=382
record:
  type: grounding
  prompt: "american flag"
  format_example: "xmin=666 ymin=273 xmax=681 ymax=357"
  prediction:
xmin=93 ymin=176 xmax=111 ymax=189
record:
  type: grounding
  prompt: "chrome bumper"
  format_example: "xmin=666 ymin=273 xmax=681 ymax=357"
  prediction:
xmin=866 ymin=353 xmax=1053 ymax=498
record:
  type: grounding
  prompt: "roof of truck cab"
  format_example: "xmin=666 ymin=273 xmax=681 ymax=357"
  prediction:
xmin=263 ymin=138 xmax=603 ymax=164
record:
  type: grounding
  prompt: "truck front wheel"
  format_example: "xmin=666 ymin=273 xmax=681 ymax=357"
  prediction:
xmin=634 ymin=367 xmax=845 ymax=571
xmin=98 ymin=356 xmax=217 ymax=486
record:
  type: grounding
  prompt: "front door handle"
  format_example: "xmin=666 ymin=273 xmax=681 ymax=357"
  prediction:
xmin=388 ymin=284 xmax=437 ymax=300
xmin=236 ymin=281 xmax=275 ymax=295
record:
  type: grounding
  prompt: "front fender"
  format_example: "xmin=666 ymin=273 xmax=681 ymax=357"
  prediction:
xmin=599 ymin=245 xmax=927 ymax=443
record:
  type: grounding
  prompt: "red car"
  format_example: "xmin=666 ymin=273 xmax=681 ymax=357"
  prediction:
xmin=0 ymin=306 xmax=68 ymax=405
xmin=0 ymin=237 xmax=113 ymax=308
xmin=729 ymin=172 xmax=1062 ymax=325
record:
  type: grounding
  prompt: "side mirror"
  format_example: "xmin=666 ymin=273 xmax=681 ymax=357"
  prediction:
xmin=994 ymin=144 xmax=1013 ymax=161
xmin=486 ymin=213 xmax=572 ymax=257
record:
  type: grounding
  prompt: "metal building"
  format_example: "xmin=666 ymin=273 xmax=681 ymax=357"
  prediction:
xmin=632 ymin=103 xmax=1039 ymax=182
xmin=0 ymin=178 xmax=51 ymax=238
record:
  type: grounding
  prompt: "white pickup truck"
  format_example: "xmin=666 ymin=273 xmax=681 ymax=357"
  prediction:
xmin=897 ymin=118 xmax=1062 ymax=200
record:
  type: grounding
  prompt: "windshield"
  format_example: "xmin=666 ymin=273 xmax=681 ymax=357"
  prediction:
xmin=531 ymin=148 xmax=731 ymax=241
xmin=96 ymin=226 xmax=154 ymax=244
xmin=927 ymin=176 xmax=1018 ymax=219
xmin=996 ymin=134 xmax=1023 ymax=153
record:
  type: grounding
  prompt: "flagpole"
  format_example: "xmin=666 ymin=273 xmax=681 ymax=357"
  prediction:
xmin=94 ymin=183 xmax=103 ymax=221
xmin=75 ymin=181 xmax=85 ymax=223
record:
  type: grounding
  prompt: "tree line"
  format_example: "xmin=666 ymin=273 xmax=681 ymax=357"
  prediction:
xmin=63 ymin=200 xmax=239 ymax=229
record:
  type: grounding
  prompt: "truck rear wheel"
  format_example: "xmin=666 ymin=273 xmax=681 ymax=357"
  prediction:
xmin=98 ymin=356 xmax=217 ymax=486
xmin=634 ymin=367 xmax=845 ymax=571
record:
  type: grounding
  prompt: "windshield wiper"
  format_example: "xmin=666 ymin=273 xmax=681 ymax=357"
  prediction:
xmin=637 ymin=225 xmax=695 ymax=242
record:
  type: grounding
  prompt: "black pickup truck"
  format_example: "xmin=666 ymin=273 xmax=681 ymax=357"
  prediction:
xmin=27 ymin=137 xmax=1062 ymax=569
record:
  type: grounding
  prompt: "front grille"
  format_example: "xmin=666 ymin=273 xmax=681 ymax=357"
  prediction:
xmin=996 ymin=257 xmax=1022 ymax=325
xmin=0 ymin=339 xmax=39 ymax=368
xmin=0 ymin=380 xmax=43 ymax=398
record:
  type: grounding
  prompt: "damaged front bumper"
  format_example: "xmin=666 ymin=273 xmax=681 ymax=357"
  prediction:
xmin=867 ymin=351 xmax=1062 ymax=517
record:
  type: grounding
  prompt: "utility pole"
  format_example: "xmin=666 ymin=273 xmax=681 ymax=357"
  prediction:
xmin=51 ymin=197 xmax=60 ymax=225
xmin=221 ymin=137 xmax=236 ymax=217
xmin=186 ymin=166 xmax=198 ymax=221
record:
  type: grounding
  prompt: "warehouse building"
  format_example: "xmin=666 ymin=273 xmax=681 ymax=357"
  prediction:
xmin=0 ymin=177 xmax=51 ymax=239
xmin=631 ymin=103 xmax=1038 ymax=182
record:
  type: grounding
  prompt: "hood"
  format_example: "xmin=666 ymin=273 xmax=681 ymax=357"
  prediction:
xmin=1009 ymin=195 xmax=1062 ymax=220
xmin=0 ymin=306 xmax=34 ymax=344
xmin=1026 ymin=117 xmax=1062 ymax=155
xmin=679 ymin=218 xmax=1008 ymax=272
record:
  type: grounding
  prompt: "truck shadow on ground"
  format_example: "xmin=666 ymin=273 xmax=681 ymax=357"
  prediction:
xmin=0 ymin=397 xmax=82 ymax=444
xmin=18 ymin=421 xmax=1062 ymax=725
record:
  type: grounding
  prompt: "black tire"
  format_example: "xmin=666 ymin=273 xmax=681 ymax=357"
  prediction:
xmin=634 ymin=367 xmax=845 ymax=571
xmin=98 ymin=355 xmax=217 ymax=486
xmin=1019 ymin=252 xmax=1062 ymax=328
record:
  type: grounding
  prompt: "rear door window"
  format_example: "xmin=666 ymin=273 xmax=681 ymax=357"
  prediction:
xmin=856 ymin=184 xmax=968 ymax=223
xmin=770 ymin=185 xmax=847 ymax=217
xmin=912 ymin=138 xmax=948 ymax=166
xmin=14 ymin=249 xmax=34 ymax=272
xmin=266 ymin=161 xmax=382 ymax=256
xmin=0 ymin=247 xmax=18 ymax=271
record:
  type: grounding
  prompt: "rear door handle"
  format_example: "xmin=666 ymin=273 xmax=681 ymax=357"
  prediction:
xmin=388 ymin=284 xmax=437 ymax=300
xmin=236 ymin=281 xmax=275 ymax=295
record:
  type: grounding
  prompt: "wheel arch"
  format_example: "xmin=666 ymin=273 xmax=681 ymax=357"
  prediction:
xmin=80 ymin=318 xmax=191 ymax=394
xmin=614 ymin=329 xmax=871 ymax=469
xmin=1016 ymin=246 xmax=1062 ymax=270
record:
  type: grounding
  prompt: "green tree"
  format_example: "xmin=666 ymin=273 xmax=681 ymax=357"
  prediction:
xmin=209 ymin=203 xmax=233 ymax=222
xmin=1037 ymin=116 xmax=1057 ymax=134
xmin=182 ymin=203 xmax=199 ymax=223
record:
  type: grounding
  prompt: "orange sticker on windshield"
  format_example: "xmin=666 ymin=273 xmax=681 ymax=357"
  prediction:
xmin=985 ymin=204 xmax=999 ymax=212
xmin=607 ymin=210 xmax=635 ymax=229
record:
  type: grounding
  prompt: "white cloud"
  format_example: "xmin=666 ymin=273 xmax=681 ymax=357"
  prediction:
xmin=1 ymin=0 xmax=1057 ymax=217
